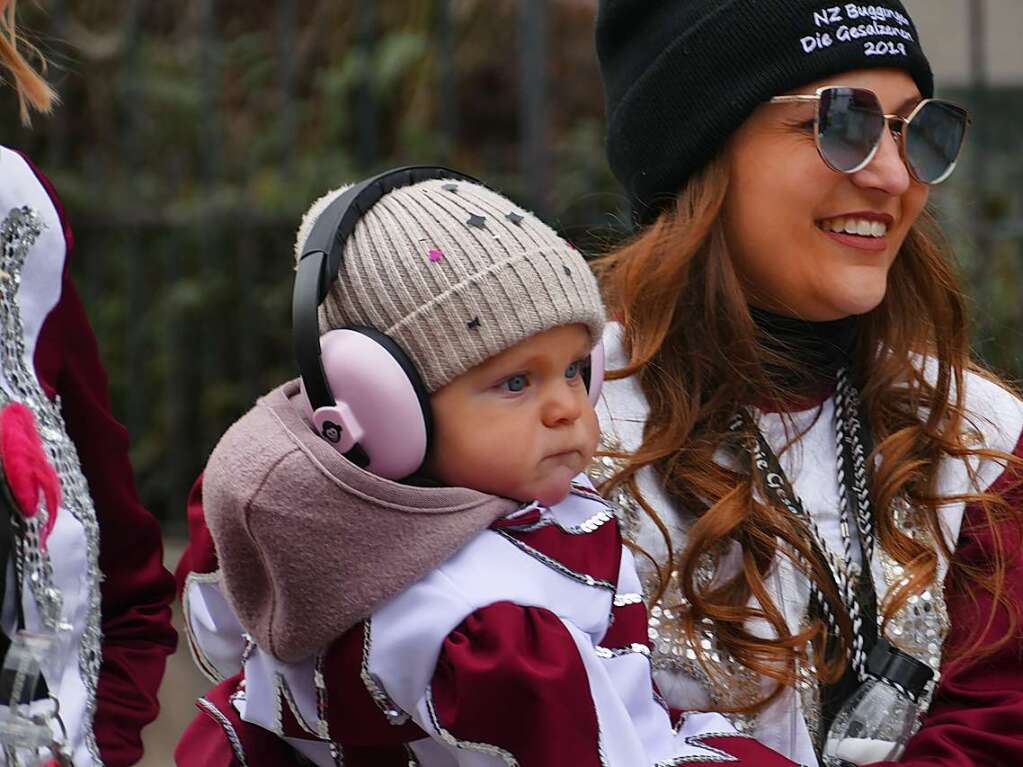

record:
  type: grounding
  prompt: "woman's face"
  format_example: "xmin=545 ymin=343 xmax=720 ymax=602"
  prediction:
xmin=723 ymin=69 xmax=930 ymax=321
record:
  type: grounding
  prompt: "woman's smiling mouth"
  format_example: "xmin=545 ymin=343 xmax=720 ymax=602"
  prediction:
xmin=816 ymin=212 xmax=894 ymax=253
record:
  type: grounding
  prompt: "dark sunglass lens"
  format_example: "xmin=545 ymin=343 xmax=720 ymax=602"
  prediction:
xmin=818 ymin=88 xmax=885 ymax=172
xmin=906 ymin=101 xmax=968 ymax=184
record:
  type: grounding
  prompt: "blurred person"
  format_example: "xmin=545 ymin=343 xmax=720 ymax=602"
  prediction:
xmin=174 ymin=170 xmax=800 ymax=766
xmin=0 ymin=2 xmax=176 ymax=765
xmin=591 ymin=0 xmax=1023 ymax=765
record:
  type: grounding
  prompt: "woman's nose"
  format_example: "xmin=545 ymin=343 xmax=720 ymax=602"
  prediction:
xmin=851 ymin=123 xmax=913 ymax=196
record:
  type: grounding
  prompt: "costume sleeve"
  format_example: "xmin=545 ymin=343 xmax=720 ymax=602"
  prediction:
xmin=429 ymin=602 xmax=604 ymax=765
xmin=175 ymin=473 xmax=249 ymax=682
xmin=872 ymin=431 xmax=1023 ymax=767
xmin=245 ymin=604 xmax=605 ymax=765
xmin=175 ymin=675 xmax=310 ymax=767
xmin=426 ymin=601 xmax=797 ymax=767
xmin=36 ymin=269 xmax=178 ymax=766
xmin=174 ymin=473 xmax=219 ymax=595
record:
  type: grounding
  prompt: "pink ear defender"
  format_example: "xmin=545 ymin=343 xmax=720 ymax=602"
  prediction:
xmin=293 ymin=167 xmax=479 ymax=480
xmin=299 ymin=327 xmax=430 ymax=479
xmin=293 ymin=165 xmax=607 ymax=481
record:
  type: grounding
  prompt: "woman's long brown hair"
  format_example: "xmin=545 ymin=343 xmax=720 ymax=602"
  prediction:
xmin=594 ymin=155 xmax=1023 ymax=713
xmin=1 ymin=0 xmax=56 ymax=125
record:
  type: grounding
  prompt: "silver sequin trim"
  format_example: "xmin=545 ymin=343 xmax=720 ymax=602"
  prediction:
xmin=588 ymin=434 xmax=644 ymax=540
xmin=514 ymin=505 xmax=615 ymax=536
xmin=424 ymin=685 xmax=519 ymax=766
xmin=794 ymin=616 xmax=822 ymax=746
xmin=493 ymin=528 xmax=616 ymax=591
xmin=359 ymin=618 xmax=411 ymax=726
xmin=659 ymin=728 xmax=750 ymax=765
xmin=196 ymin=697 xmax=249 ymax=767
xmin=877 ymin=500 xmax=949 ymax=716
xmin=1 ymin=207 xmax=104 ymax=764
xmin=15 ymin=512 xmax=62 ymax=631
xmin=275 ymin=672 xmax=317 ymax=736
xmin=312 ymin=654 xmax=332 ymax=740
xmin=553 ymin=506 xmax=616 ymax=535
xmin=595 ymin=643 xmax=650 ymax=659
xmin=229 ymin=678 xmax=247 ymax=710
xmin=241 ymin=633 xmax=256 ymax=665
xmin=613 ymin=593 xmax=643 ymax=607
xmin=644 ymin=572 xmax=762 ymax=735
xmin=312 ymin=653 xmax=345 ymax=766
xmin=502 ymin=492 xmax=617 ymax=536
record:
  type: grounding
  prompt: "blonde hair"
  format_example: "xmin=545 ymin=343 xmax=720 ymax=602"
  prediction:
xmin=1 ymin=0 xmax=57 ymax=125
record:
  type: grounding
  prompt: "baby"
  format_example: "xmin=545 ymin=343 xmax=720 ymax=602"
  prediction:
xmin=176 ymin=170 xmax=796 ymax=767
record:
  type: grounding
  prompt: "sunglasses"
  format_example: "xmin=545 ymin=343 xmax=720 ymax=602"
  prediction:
xmin=769 ymin=86 xmax=971 ymax=185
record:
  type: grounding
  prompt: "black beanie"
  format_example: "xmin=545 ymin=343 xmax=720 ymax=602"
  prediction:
xmin=596 ymin=1 xmax=934 ymax=224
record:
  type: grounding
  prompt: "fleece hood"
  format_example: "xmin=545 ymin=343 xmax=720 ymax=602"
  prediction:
xmin=203 ymin=379 xmax=517 ymax=661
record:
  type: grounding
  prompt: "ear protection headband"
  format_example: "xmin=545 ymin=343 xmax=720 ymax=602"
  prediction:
xmin=293 ymin=165 xmax=605 ymax=480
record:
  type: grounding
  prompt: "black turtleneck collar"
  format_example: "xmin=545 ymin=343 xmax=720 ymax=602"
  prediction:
xmin=749 ymin=306 xmax=861 ymax=399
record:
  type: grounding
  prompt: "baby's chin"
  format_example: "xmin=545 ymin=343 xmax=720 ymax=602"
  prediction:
xmin=528 ymin=468 xmax=582 ymax=507
xmin=531 ymin=485 xmax=571 ymax=507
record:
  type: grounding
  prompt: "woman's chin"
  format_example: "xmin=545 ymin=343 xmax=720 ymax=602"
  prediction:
xmin=817 ymin=278 xmax=889 ymax=319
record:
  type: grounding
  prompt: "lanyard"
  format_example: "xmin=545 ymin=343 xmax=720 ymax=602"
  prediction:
xmin=734 ymin=368 xmax=880 ymax=735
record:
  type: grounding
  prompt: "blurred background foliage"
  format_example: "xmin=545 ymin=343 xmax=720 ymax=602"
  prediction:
xmin=1 ymin=0 xmax=1021 ymax=527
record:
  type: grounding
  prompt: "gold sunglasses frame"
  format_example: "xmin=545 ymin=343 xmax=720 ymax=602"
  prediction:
xmin=769 ymin=86 xmax=971 ymax=185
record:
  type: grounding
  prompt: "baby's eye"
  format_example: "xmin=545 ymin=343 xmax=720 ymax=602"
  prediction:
xmin=503 ymin=374 xmax=529 ymax=393
xmin=565 ymin=361 xmax=581 ymax=380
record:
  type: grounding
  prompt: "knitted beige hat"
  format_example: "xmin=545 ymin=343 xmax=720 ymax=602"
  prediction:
xmin=294 ymin=178 xmax=606 ymax=392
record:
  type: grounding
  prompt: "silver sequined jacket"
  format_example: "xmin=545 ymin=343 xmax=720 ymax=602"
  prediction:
xmin=591 ymin=322 xmax=1023 ymax=767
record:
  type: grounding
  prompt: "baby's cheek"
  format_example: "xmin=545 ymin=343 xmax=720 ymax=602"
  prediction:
xmin=581 ymin=408 xmax=601 ymax=459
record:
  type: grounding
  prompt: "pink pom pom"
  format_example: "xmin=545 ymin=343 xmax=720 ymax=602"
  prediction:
xmin=0 ymin=403 xmax=60 ymax=549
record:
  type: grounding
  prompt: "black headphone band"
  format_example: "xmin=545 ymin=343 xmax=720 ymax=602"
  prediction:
xmin=293 ymin=165 xmax=483 ymax=414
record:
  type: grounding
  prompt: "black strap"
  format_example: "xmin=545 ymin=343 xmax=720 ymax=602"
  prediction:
xmin=745 ymin=407 xmax=880 ymax=744
xmin=816 ymin=396 xmax=881 ymax=740
xmin=813 ymin=576 xmax=879 ymax=746
xmin=750 ymin=422 xmax=877 ymax=627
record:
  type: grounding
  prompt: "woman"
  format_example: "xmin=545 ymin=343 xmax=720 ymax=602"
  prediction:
xmin=591 ymin=1 xmax=1023 ymax=766
xmin=1 ymin=3 xmax=176 ymax=765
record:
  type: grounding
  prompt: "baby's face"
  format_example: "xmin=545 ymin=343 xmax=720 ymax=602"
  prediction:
xmin=425 ymin=324 xmax=599 ymax=506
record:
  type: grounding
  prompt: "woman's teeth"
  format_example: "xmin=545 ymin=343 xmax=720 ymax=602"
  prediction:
xmin=818 ymin=217 xmax=888 ymax=238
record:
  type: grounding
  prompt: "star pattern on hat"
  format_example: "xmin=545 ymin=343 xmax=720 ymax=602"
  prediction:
xmin=428 ymin=249 xmax=444 ymax=262
xmin=442 ymin=183 xmax=459 ymax=193
xmin=506 ymin=211 xmax=524 ymax=226
xmin=466 ymin=213 xmax=487 ymax=229
xmin=466 ymin=316 xmax=482 ymax=330
xmin=563 ymin=265 xmax=571 ymax=276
